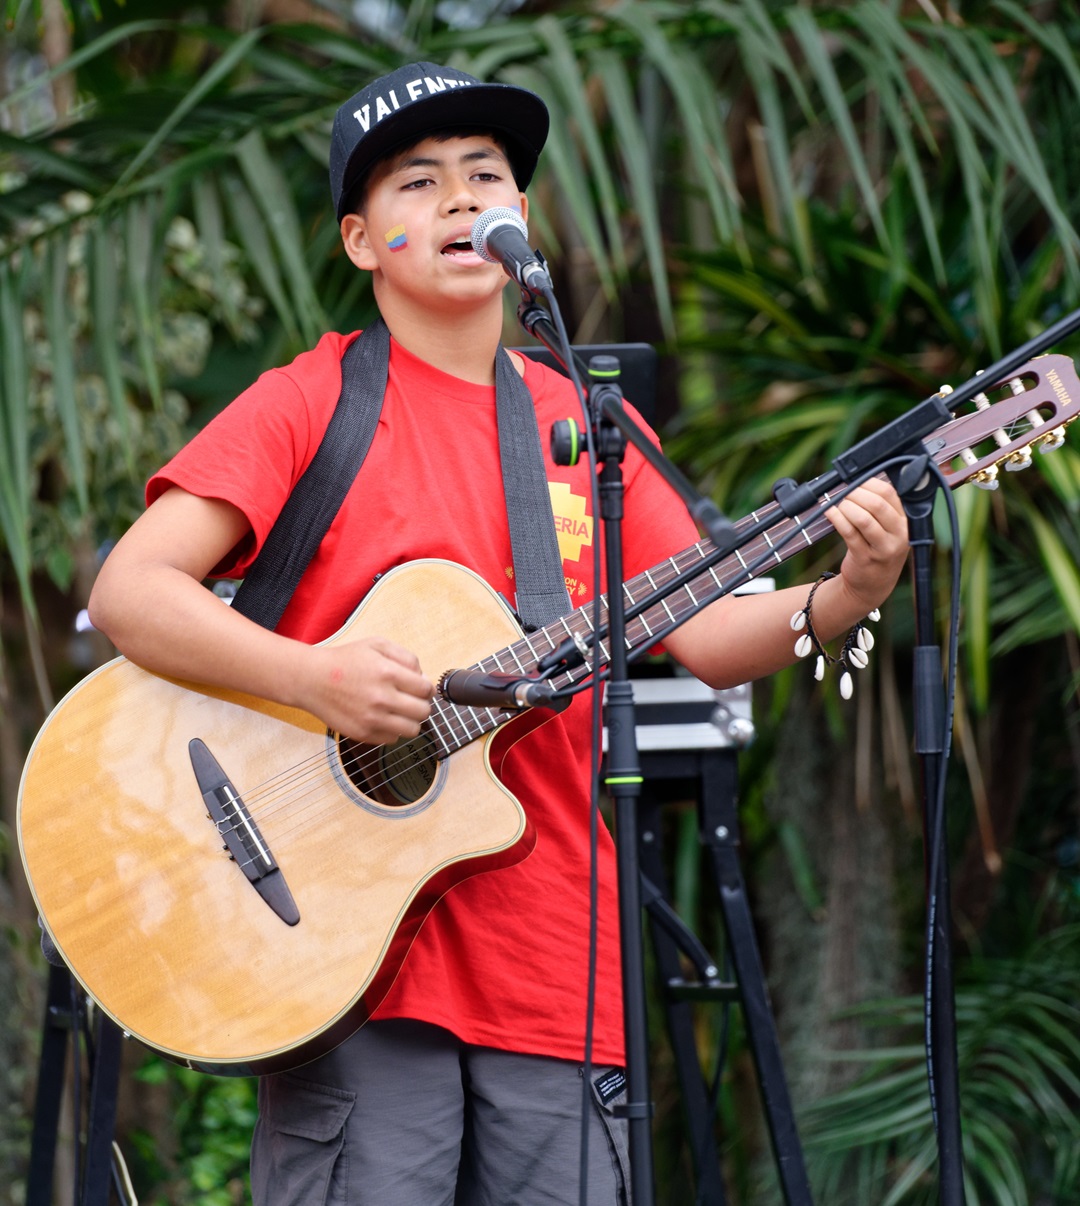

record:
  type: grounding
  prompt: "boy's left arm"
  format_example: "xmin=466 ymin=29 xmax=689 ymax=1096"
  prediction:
xmin=664 ymin=478 xmax=910 ymax=689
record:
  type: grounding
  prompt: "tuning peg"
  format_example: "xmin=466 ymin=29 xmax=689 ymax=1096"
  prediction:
xmin=1004 ymin=447 xmax=1033 ymax=471
xmin=1037 ymin=426 xmax=1066 ymax=452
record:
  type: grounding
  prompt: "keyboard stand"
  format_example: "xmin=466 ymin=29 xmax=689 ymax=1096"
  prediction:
xmin=627 ymin=677 xmax=813 ymax=1205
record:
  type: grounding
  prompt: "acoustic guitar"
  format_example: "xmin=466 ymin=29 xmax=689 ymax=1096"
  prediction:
xmin=18 ymin=355 xmax=1079 ymax=1075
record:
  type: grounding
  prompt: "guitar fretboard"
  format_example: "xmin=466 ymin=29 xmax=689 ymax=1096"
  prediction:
xmin=424 ymin=498 xmax=836 ymax=757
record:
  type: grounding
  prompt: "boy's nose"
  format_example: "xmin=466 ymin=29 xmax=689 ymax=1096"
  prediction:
xmin=442 ymin=179 xmax=483 ymax=214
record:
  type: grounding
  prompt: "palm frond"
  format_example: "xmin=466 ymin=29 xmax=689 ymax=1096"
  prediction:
xmin=2 ymin=1 xmax=1079 ymax=622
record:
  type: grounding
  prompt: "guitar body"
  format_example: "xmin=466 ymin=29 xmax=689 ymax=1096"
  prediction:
xmin=18 ymin=560 xmax=534 ymax=1075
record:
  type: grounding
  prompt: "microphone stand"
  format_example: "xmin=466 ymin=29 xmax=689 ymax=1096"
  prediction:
xmin=520 ymin=286 xmax=1080 ymax=1202
xmin=582 ymin=354 xmax=657 ymax=1206
xmin=516 ymin=304 xmax=652 ymax=1205
xmin=902 ymin=463 xmax=967 ymax=1205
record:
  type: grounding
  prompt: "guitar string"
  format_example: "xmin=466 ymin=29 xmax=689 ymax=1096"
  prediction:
xmin=213 ymin=489 xmax=861 ymax=870
xmin=211 ymin=488 xmax=962 ymax=867
xmin=208 ymin=393 xmax=1051 ymax=861
xmin=223 ymin=554 xmax=690 ymax=831
xmin=235 ymin=388 xmax=1072 ymax=860
xmin=229 ymin=630 xmax=561 ymax=820
xmin=205 ymin=507 xmax=821 ymax=865
xmin=235 ymin=459 xmax=938 ymax=855
xmin=211 ymin=534 xmax=780 ymax=865
xmin=213 ymin=614 xmax=618 ymax=855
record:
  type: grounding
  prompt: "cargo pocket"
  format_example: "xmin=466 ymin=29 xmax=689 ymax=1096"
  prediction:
xmin=251 ymin=1072 xmax=356 ymax=1206
xmin=588 ymin=1067 xmax=632 ymax=1205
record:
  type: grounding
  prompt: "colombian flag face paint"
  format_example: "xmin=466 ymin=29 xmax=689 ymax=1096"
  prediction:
xmin=384 ymin=224 xmax=407 ymax=252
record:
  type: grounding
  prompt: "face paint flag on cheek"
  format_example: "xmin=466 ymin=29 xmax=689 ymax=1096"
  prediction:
xmin=384 ymin=224 xmax=407 ymax=252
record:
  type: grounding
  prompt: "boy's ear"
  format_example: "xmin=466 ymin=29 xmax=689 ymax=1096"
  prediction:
xmin=340 ymin=213 xmax=378 ymax=271
xmin=519 ymin=193 xmax=529 ymax=225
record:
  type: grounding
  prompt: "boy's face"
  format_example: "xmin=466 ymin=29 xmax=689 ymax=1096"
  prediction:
xmin=340 ymin=134 xmax=528 ymax=315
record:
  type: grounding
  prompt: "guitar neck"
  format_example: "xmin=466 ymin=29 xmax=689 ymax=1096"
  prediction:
xmin=430 ymin=350 xmax=1080 ymax=752
xmin=430 ymin=498 xmax=835 ymax=753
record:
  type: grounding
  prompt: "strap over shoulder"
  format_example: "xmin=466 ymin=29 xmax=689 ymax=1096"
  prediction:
xmin=230 ymin=323 xmax=570 ymax=634
xmin=230 ymin=320 xmax=390 ymax=631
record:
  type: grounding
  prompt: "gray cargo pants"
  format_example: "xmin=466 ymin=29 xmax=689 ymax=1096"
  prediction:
xmin=250 ymin=1018 xmax=630 ymax=1205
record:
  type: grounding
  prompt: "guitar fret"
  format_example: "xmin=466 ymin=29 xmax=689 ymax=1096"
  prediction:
xmin=530 ymin=627 xmax=557 ymax=652
xmin=760 ymin=528 xmax=783 ymax=565
xmin=427 ymin=711 xmax=453 ymax=756
xmin=445 ymin=698 xmax=479 ymax=741
xmin=441 ymin=701 xmax=472 ymax=746
xmin=520 ymin=633 xmax=540 ymax=666
xmin=506 ymin=644 xmax=528 ymax=673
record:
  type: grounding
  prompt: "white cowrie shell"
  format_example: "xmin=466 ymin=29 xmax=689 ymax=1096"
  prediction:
xmin=795 ymin=634 xmax=814 ymax=658
xmin=868 ymin=608 xmax=881 ymax=622
xmin=790 ymin=611 xmax=807 ymax=631
xmin=857 ymin=627 xmax=875 ymax=651
xmin=840 ymin=671 xmax=854 ymax=699
xmin=814 ymin=655 xmax=825 ymax=681
xmin=848 ymin=647 xmax=869 ymax=669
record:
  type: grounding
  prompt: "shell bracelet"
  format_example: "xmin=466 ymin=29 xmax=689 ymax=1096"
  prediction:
xmin=790 ymin=572 xmax=880 ymax=699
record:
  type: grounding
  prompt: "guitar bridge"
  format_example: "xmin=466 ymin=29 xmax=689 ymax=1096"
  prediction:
xmin=189 ymin=738 xmax=300 ymax=926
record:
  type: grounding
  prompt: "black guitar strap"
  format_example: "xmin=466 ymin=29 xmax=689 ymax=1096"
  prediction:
xmin=230 ymin=320 xmax=570 ymax=632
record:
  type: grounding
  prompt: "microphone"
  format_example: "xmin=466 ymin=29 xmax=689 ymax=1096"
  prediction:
xmin=470 ymin=207 xmax=552 ymax=294
xmin=439 ymin=668 xmax=561 ymax=711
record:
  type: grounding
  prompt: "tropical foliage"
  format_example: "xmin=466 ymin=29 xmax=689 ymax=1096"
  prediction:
xmin=3 ymin=0 xmax=1080 ymax=1202
xmin=801 ymin=926 xmax=1080 ymax=1204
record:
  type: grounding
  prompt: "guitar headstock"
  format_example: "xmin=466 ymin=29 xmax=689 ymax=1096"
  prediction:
xmin=929 ymin=354 xmax=1080 ymax=490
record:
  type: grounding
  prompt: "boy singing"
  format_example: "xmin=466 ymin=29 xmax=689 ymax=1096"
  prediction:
xmin=89 ymin=61 xmax=907 ymax=1205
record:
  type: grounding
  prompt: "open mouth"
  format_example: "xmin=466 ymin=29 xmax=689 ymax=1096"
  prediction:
xmin=442 ymin=239 xmax=476 ymax=257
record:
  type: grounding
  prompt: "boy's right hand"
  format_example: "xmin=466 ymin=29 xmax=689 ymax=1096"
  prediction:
xmin=302 ymin=637 xmax=434 ymax=745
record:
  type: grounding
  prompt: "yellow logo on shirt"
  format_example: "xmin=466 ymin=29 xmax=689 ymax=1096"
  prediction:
xmin=548 ymin=482 xmax=594 ymax=563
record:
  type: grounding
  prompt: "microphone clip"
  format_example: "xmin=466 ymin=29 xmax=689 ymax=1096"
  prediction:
xmin=438 ymin=668 xmax=569 ymax=713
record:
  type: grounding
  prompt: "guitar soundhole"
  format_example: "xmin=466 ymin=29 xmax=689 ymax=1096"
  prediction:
xmin=337 ymin=732 xmax=440 ymax=807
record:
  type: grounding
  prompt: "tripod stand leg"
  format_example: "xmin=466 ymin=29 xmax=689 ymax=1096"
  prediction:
xmin=27 ymin=964 xmax=126 ymax=1206
xmin=27 ymin=963 xmax=76 ymax=1205
xmin=640 ymin=794 xmax=729 ymax=1206
xmin=699 ymin=752 xmax=813 ymax=1206
xmin=83 ymin=1008 xmax=124 ymax=1205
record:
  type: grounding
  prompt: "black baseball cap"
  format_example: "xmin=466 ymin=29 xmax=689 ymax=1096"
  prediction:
xmin=330 ymin=61 xmax=550 ymax=222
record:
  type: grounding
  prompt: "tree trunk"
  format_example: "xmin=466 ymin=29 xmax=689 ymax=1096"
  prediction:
xmin=756 ymin=672 xmax=905 ymax=1105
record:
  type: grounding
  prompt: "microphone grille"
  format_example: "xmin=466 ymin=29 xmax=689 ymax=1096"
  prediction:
xmin=470 ymin=207 xmax=528 ymax=263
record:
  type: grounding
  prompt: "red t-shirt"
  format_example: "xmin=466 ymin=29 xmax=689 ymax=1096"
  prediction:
xmin=149 ymin=331 xmax=701 ymax=1065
